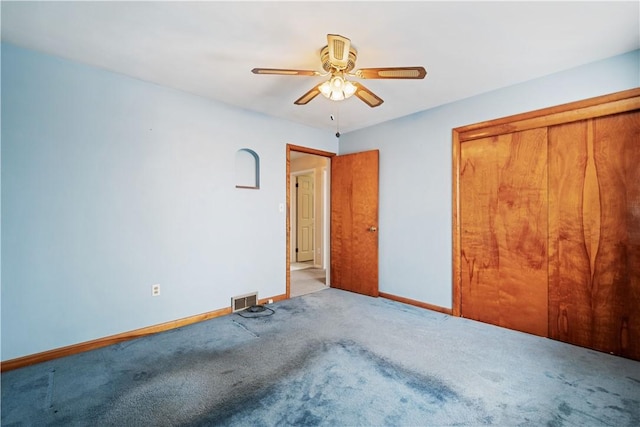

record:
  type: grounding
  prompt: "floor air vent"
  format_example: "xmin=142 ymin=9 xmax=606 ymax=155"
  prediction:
xmin=232 ymin=292 xmax=258 ymax=312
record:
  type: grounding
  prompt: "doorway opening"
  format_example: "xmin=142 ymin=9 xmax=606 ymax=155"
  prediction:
xmin=287 ymin=145 xmax=335 ymax=298
xmin=292 ymin=172 xmax=315 ymax=264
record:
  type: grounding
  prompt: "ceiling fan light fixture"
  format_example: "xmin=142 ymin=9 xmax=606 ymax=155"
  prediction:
xmin=343 ymin=80 xmax=357 ymax=97
xmin=320 ymin=74 xmax=356 ymax=102
xmin=319 ymin=80 xmax=332 ymax=97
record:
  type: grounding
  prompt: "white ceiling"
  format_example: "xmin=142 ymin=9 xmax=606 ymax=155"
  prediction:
xmin=2 ymin=1 xmax=639 ymax=134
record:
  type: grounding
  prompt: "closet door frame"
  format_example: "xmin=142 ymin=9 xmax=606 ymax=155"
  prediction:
xmin=452 ymin=88 xmax=640 ymax=317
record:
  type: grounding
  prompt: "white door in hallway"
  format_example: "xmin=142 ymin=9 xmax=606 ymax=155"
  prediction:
xmin=296 ymin=174 xmax=314 ymax=262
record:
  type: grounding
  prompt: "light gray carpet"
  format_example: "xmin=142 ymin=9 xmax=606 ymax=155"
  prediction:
xmin=2 ymin=288 xmax=639 ymax=426
xmin=290 ymin=268 xmax=327 ymax=298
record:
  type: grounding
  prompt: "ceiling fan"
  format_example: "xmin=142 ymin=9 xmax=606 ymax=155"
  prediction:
xmin=251 ymin=34 xmax=427 ymax=108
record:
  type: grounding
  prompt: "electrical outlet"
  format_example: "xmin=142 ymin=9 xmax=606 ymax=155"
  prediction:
xmin=152 ymin=284 xmax=160 ymax=297
xmin=268 ymin=299 xmax=273 ymax=304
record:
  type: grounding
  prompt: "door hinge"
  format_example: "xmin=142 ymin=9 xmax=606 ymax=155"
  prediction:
xmin=295 ymin=248 xmax=299 ymax=253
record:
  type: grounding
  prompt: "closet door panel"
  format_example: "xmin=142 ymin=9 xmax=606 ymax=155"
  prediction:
xmin=460 ymin=128 xmax=548 ymax=336
xmin=592 ymin=111 xmax=640 ymax=359
xmin=549 ymin=111 xmax=640 ymax=359
xmin=548 ymin=121 xmax=593 ymax=348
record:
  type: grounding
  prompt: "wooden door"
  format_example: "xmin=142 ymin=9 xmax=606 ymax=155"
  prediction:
xmin=459 ymin=128 xmax=549 ymax=336
xmin=331 ymin=150 xmax=379 ymax=297
xmin=548 ymin=111 xmax=640 ymax=359
xmin=296 ymin=174 xmax=314 ymax=262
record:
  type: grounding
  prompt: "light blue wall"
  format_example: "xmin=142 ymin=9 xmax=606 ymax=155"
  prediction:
xmin=1 ymin=43 xmax=336 ymax=360
xmin=339 ymin=50 xmax=640 ymax=309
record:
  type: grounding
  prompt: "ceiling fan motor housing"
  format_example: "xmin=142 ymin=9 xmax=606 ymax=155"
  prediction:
xmin=320 ymin=45 xmax=357 ymax=72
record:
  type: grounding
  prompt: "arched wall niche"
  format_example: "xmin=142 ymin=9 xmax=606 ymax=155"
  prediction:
xmin=235 ymin=148 xmax=260 ymax=189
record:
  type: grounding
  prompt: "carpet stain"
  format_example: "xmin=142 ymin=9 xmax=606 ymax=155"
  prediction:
xmin=292 ymin=409 xmax=323 ymax=425
xmin=557 ymin=373 xmax=581 ymax=388
xmin=627 ymin=376 xmax=640 ymax=385
xmin=558 ymin=401 xmax=572 ymax=416
xmin=547 ymin=397 xmax=634 ymax=427
xmin=547 ymin=415 xmax=564 ymax=427
xmin=340 ymin=339 xmax=462 ymax=405
xmin=133 ymin=370 xmax=154 ymax=381
xmin=623 ymin=399 xmax=640 ymax=426
xmin=197 ymin=340 xmax=488 ymax=426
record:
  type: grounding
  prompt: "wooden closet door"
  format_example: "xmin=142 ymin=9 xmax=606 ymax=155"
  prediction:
xmin=460 ymin=128 xmax=549 ymax=336
xmin=548 ymin=111 xmax=640 ymax=360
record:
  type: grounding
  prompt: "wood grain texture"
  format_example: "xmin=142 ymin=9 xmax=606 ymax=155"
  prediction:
xmin=548 ymin=112 xmax=640 ymax=360
xmin=331 ymin=150 xmax=379 ymax=297
xmin=454 ymin=89 xmax=640 ymax=360
xmin=456 ymin=88 xmax=640 ymax=142
xmin=452 ymin=131 xmax=462 ymax=316
xmin=460 ymin=128 xmax=549 ymax=336
xmin=454 ymin=91 xmax=640 ymax=316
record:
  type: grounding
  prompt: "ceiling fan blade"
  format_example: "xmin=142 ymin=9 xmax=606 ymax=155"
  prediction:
xmin=327 ymin=34 xmax=351 ymax=70
xmin=353 ymin=83 xmax=384 ymax=108
xmin=353 ymin=67 xmax=427 ymax=79
xmin=252 ymin=68 xmax=319 ymax=76
xmin=294 ymin=84 xmax=323 ymax=105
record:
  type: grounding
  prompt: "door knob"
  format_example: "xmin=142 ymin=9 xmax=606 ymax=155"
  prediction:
xmin=369 ymin=226 xmax=377 ymax=232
